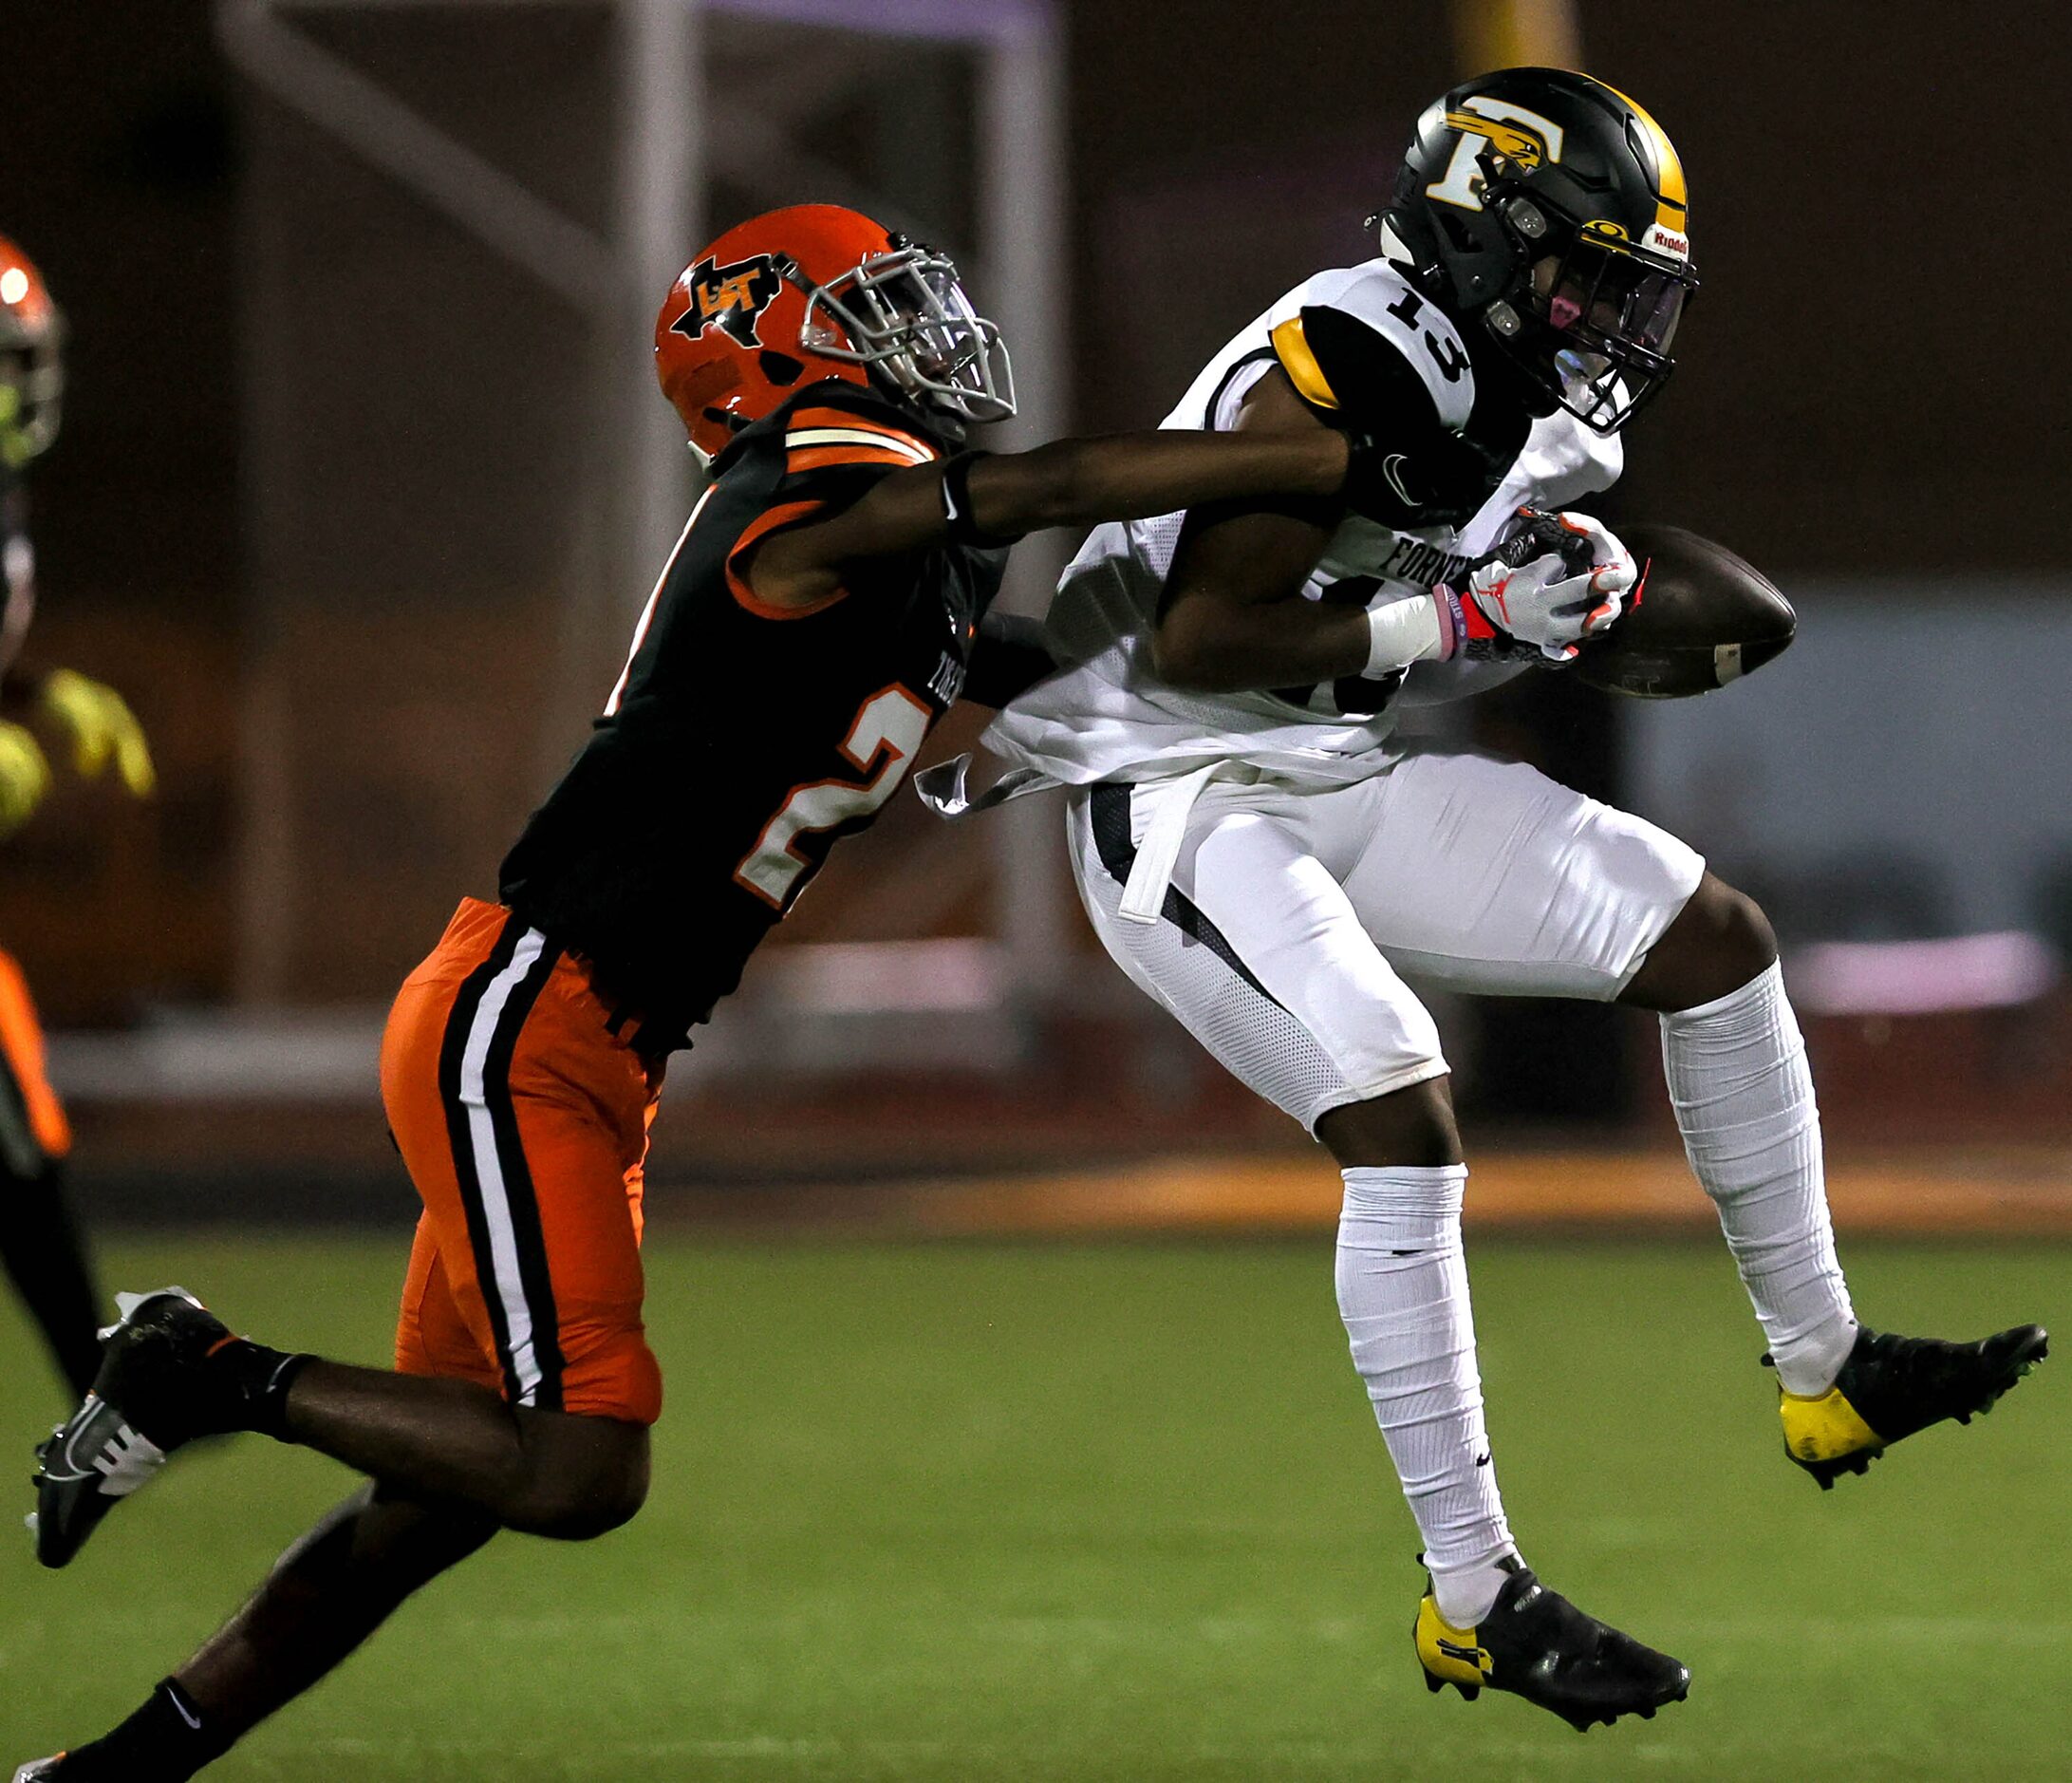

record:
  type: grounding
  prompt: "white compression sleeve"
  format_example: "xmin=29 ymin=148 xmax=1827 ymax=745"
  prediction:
xmin=1336 ymin=1165 xmax=1515 ymax=1625
xmin=1364 ymin=594 xmax=1445 ymax=677
xmin=1660 ymin=962 xmax=1857 ymax=1396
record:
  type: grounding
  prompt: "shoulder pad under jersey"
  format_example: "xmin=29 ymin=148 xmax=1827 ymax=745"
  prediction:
xmin=1268 ymin=262 xmax=1475 ymax=438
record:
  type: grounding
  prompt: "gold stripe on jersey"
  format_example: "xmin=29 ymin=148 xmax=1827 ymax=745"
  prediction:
xmin=1270 ymin=317 xmax=1339 ymax=410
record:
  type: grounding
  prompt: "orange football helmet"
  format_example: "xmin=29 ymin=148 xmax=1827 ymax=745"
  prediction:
xmin=0 ymin=235 xmax=63 ymax=468
xmin=654 ymin=203 xmax=1014 ymax=463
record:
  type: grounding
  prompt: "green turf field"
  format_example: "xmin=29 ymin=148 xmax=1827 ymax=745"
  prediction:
xmin=0 ymin=1232 xmax=2062 ymax=1780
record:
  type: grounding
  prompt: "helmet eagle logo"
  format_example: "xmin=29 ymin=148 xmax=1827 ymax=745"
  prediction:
xmin=1443 ymin=109 xmax=1552 ymax=172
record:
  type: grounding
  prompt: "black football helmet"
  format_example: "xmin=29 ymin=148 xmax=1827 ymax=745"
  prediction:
xmin=1379 ymin=68 xmax=1696 ymax=433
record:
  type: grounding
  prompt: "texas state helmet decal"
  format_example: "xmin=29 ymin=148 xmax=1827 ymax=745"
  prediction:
xmin=656 ymin=203 xmax=1015 ymax=464
xmin=672 ymin=252 xmax=786 ymax=351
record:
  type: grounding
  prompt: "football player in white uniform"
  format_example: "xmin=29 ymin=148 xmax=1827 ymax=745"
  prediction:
xmin=930 ymin=68 xmax=2046 ymax=1730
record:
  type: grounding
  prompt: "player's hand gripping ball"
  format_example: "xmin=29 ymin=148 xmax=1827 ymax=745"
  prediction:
xmin=1464 ymin=509 xmax=1635 ymax=663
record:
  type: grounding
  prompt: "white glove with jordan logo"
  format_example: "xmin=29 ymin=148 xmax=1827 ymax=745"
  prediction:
xmin=1440 ymin=509 xmax=1637 ymax=664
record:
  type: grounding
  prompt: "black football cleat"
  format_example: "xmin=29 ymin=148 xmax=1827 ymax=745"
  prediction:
xmin=14 ymin=1760 xmax=66 ymax=1781
xmin=31 ymin=1288 xmax=239 ymax=1569
xmin=1413 ymin=1557 xmax=1689 ymax=1732
xmin=1774 ymin=1322 xmax=2048 ymax=1490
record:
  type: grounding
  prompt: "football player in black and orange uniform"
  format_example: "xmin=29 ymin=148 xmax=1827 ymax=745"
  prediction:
xmin=17 ymin=204 xmax=1428 ymax=1780
xmin=0 ymin=235 xmax=154 ymax=1402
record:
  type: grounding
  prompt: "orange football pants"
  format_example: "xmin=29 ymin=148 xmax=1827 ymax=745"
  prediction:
xmin=0 ymin=948 xmax=71 ymax=1173
xmin=382 ymin=898 xmax=663 ymax=1425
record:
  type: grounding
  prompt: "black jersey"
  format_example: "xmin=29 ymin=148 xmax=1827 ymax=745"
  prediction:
xmin=499 ymin=382 xmax=1008 ymax=1047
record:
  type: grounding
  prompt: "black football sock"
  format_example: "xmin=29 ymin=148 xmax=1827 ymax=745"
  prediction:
xmin=210 ymin=1339 xmax=315 ymax=1441
xmin=102 ymin=1311 xmax=313 ymax=1452
xmin=55 ymin=1680 xmax=234 ymax=1780
xmin=0 ymin=1158 xmax=104 ymax=1399
xmin=141 ymin=1333 xmax=314 ymax=1448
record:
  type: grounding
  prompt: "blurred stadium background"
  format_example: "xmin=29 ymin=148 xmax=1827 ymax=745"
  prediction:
xmin=3 ymin=2 xmax=2069 ymax=1777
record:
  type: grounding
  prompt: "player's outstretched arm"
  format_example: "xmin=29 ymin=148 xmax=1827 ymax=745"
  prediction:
xmin=744 ymin=422 xmax=1352 ymax=610
xmin=1150 ymin=372 xmax=1633 ymax=693
xmin=1150 ymin=367 xmax=1391 ymax=693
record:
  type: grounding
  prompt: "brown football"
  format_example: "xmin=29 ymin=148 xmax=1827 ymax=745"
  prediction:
xmin=1573 ymin=523 xmax=1796 ymax=700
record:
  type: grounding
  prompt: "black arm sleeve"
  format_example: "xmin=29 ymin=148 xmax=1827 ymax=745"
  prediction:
xmin=961 ymin=610 xmax=1058 ymax=708
xmin=1297 ymin=308 xmax=1512 ymax=528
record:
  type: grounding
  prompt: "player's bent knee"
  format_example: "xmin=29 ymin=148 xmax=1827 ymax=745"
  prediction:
xmin=1678 ymin=875 xmax=1778 ymax=998
xmin=507 ymin=1414 xmax=652 ymax=1540
xmin=1316 ymin=1076 xmax=1462 ymax=1171
xmin=508 ymin=1466 xmax=648 ymax=1541
xmin=1622 ymin=872 xmax=1779 ymax=1012
xmin=527 ymin=1480 xmax=647 ymax=1542
xmin=1714 ymin=881 xmax=1778 ymax=972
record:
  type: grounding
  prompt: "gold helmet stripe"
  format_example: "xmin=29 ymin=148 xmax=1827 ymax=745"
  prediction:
xmin=1270 ymin=317 xmax=1339 ymax=410
xmin=1593 ymin=77 xmax=1689 ymax=228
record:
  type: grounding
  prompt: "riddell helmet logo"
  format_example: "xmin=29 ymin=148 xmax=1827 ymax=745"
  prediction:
xmin=1645 ymin=222 xmax=1690 ymax=262
xmin=675 ymin=253 xmax=783 ymax=348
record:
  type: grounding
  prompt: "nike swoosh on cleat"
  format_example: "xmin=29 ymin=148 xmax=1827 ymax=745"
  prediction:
xmin=39 ymin=1413 xmax=108 ymax=1485
xmin=39 ymin=1404 xmax=166 ymax=1499
xmin=34 ymin=1448 xmax=97 ymax=1486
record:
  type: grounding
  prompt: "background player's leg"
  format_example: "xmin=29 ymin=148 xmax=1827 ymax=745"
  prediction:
xmin=0 ymin=1155 xmax=102 ymax=1398
xmin=50 ymin=1484 xmax=495 ymax=1782
xmin=1621 ymin=875 xmax=1857 ymax=1394
xmin=0 ymin=951 xmax=102 ymax=1397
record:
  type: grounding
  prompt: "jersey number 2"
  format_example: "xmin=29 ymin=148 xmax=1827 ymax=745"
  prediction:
xmin=734 ymin=685 xmax=932 ymax=910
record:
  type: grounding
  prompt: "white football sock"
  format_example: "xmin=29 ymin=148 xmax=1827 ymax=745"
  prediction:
xmin=1661 ymin=962 xmax=1857 ymax=1396
xmin=1336 ymin=1164 xmax=1515 ymax=1627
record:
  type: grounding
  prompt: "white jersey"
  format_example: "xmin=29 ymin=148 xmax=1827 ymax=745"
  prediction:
xmin=984 ymin=256 xmax=1623 ymax=788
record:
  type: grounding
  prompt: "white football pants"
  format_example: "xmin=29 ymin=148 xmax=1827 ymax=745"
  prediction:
xmin=1067 ymin=749 xmax=1704 ymax=1130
